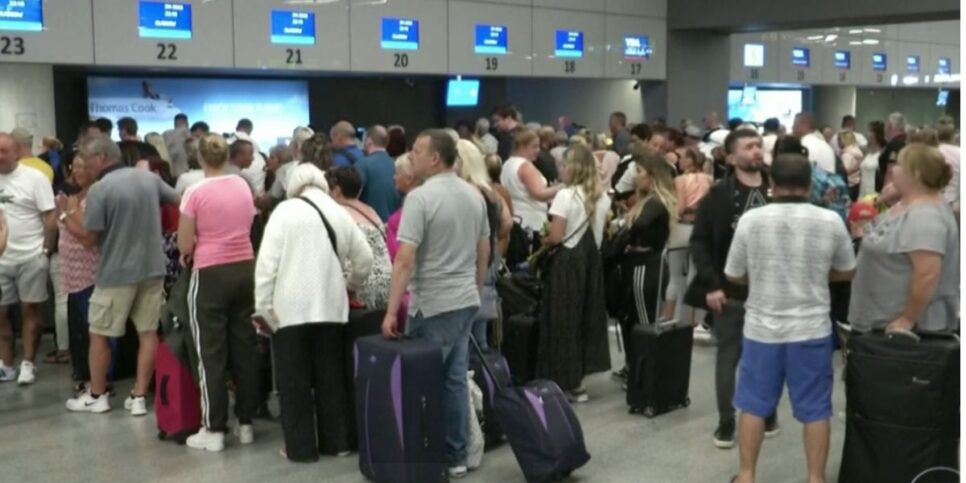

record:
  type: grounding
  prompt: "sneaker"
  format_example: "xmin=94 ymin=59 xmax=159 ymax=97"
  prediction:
xmin=235 ymin=424 xmax=254 ymax=444
xmin=124 ymin=395 xmax=148 ymax=417
xmin=448 ymin=466 xmax=468 ymax=479
xmin=336 ymin=451 xmax=352 ymax=458
xmin=17 ymin=361 xmax=35 ymax=385
xmin=66 ymin=391 xmax=111 ymax=413
xmin=0 ymin=363 xmax=16 ymax=382
xmin=186 ymin=428 xmax=225 ymax=452
xmin=566 ymin=390 xmax=590 ymax=404
xmin=611 ymin=366 xmax=628 ymax=381
xmin=713 ymin=420 xmax=736 ymax=449
xmin=764 ymin=415 xmax=780 ymax=438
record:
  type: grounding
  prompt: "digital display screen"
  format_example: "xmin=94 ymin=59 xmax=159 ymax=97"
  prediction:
xmin=872 ymin=53 xmax=887 ymax=71
xmin=938 ymin=57 xmax=951 ymax=75
xmin=792 ymin=48 xmax=809 ymax=67
xmin=744 ymin=44 xmax=764 ymax=67
xmin=0 ymin=0 xmax=43 ymax=32
xmin=87 ymin=77 xmax=310 ymax=150
xmin=728 ymin=87 xmax=803 ymax=128
xmin=270 ymin=10 xmax=315 ymax=45
xmin=623 ymin=35 xmax=651 ymax=60
xmin=554 ymin=30 xmax=583 ymax=59
xmin=381 ymin=17 xmax=419 ymax=51
xmin=474 ymin=24 xmax=507 ymax=55
xmin=834 ymin=50 xmax=850 ymax=69
xmin=139 ymin=1 xmax=192 ymax=40
xmin=741 ymin=86 xmax=757 ymax=106
xmin=937 ymin=90 xmax=949 ymax=107
xmin=446 ymin=79 xmax=480 ymax=107
xmin=906 ymin=55 xmax=920 ymax=73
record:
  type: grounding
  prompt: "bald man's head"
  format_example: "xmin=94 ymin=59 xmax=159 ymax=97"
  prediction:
xmin=364 ymin=125 xmax=389 ymax=154
xmin=330 ymin=121 xmax=357 ymax=149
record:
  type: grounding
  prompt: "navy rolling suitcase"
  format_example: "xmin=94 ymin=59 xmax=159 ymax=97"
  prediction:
xmin=469 ymin=348 xmax=513 ymax=448
xmin=471 ymin=335 xmax=590 ymax=483
xmin=839 ymin=330 xmax=960 ymax=483
xmin=502 ymin=313 xmax=538 ymax=383
xmin=354 ymin=335 xmax=447 ymax=483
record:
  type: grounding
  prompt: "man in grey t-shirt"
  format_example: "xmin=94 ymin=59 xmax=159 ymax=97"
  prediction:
xmin=65 ymin=135 xmax=179 ymax=416
xmin=382 ymin=129 xmax=490 ymax=479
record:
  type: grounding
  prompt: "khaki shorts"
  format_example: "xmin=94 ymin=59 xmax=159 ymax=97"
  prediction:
xmin=0 ymin=255 xmax=50 ymax=306
xmin=89 ymin=278 xmax=164 ymax=337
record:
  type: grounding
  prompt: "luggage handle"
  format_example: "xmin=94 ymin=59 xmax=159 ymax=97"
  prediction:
xmin=886 ymin=329 xmax=921 ymax=344
xmin=469 ymin=334 xmax=504 ymax=397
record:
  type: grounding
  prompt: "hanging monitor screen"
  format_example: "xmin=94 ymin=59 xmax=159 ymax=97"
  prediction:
xmin=906 ymin=55 xmax=920 ymax=73
xmin=555 ymin=30 xmax=583 ymax=59
xmin=834 ymin=50 xmax=850 ymax=69
xmin=270 ymin=10 xmax=315 ymax=45
xmin=938 ymin=57 xmax=951 ymax=75
xmin=937 ymin=89 xmax=949 ymax=107
xmin=728 ymin=87 xmax=803 ymax=129
xmin=792 ymin=47 xmax=809 ymax=67
xmin=0 ymin=0 xmax=42 ymax=32
xmin=623 ymin=35 xmax=651 ymax=60
xmin=381 ymin=17 xmax=419 ymax=51
xmin=872 ymin=53 xmax=887 ymax=71
xmin=139 ymin=1 xmax=192 ymax=40
xmin=446 ymin=79 xmax=480 ymax=107
xmin=744 ymin=44 xmax=764 ymax=67
xmin=474 ymin=24 xmax=507 ymax=55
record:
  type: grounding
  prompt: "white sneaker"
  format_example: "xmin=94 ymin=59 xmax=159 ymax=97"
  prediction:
xmin=448 ymin=466 xmax=468 ymax=479
xmin=124 ymin=395 xmax=148 ymax=417
xmin=0 ymin=363 xmax=16 ymax=382
xmin=17 ymin=361 xmax=35 ymax=385
xmin=186 ymin=428 xmax=225 ymax=452
xmin=235 ymin=424 xmax=254 ymax=444
xmin=66 ymin=391 xmax=111 ymax=413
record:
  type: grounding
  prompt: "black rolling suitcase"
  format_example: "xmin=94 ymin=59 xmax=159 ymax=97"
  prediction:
xmin=839 ymin=330 xmax=960 ymax=483
xmin=470 ymin=335 xmax=590 ymax=483
xmin=501 ymin=313 xmax=538 ymax=383
xmin=626 ymin=246 xmax=694 ymax=417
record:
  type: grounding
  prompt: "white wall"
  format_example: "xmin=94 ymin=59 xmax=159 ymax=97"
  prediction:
xmin=0 ymin=64 xmax=56 ymax=152
xmin=505 ymin=78 xmax=645 ymax=132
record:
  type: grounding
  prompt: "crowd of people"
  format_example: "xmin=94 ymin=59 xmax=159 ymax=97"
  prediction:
xmin=0 ymin=102 xmax=958 ymax=481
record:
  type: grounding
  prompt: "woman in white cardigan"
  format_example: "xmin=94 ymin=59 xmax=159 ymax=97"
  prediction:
xmin=254 ymin=162 xmax=373 ymax=462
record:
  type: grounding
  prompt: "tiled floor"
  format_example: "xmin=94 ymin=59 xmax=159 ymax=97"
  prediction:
xmin=0 ymin=332 xmax=847 ymax=482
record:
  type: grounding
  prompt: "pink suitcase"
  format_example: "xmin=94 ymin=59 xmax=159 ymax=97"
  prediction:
xmin=155 ymin=341 xmax=201 ymax=444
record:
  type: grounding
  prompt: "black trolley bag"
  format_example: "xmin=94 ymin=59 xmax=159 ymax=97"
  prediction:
xmin=839 ymin=329 xmax=960 ymax=483
xmin=626 ymin=246 xmax=694 ymax=417
xmin=469 ymin=334 xmax=590 ymax=483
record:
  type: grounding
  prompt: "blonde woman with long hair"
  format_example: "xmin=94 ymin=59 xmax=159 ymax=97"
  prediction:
xmin=456 ymin=140 xmax=512 ymax=350
xmin=538 ymin=143 xmax=613 ymax=403
xmin=613 ymin=152 xmax=676 ymax=374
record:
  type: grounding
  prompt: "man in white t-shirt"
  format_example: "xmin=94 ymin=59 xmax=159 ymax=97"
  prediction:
xmin=830 ymin=115 xmax=868 ymax=157
xmin=0 ymin=133 xmax=57 ymax=385
xmin=793 ymin=113 xmax=837 ymax=173
xmin=724 ymin=153 xmax=856 ymax=483
xmin=232 ymin=123 xmax=266 ymax=195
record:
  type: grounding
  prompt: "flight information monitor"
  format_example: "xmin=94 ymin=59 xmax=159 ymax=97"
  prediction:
xmin=623 ymin=35 xmax=651 ymax=60
xmin=138 ymin=1 xmax=192 ymax=40
xmin=906 ymin=55 xmax=920 ymax=73
xmin=381 ymin=17 xmax=419 ymax=51
xmin=554 ymin=30 xmax=583 ymax=59
xmin=872 ymin=53 xmax=887 ymax=71
xmin=744 ymin=43 xmax=764 ymax=67
xmin=474 ymin=24 xmax=507 ymax=55
xmin=270 ymin=10 xmax=315 ymax=45
xmin=792 ymin=47 xmax=809 ymax=67
xmin=0 ymin=0 xmax=42 ymax=32
xmin=446 ymin=78 xmax=480 ymax=107
xmin=834 ymin=50 xmax=850 ymax=69
xmin=938 ymin=57 xmax=951 ymax=75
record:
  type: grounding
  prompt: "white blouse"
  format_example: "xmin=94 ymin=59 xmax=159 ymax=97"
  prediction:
xmin=501 ymin=156 xmax=549 ymax=231
xmin=859 ymin=150 xmax=881 ymax=198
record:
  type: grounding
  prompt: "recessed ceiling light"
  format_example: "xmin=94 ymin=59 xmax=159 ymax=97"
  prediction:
xmin=864 ymin=28 xmax=881 ymax=33
xmin=849 ymin=29 xmax=863 ymax=34
xmin=849 ymin=41 xmax=862 ymax=45
xmin=825 ymin=34 xmax=838 ymax=42
xmin=863 ymin=39 xmax=879 ymax=45
xmin=807 ymin=35 xmax=823 ymax=40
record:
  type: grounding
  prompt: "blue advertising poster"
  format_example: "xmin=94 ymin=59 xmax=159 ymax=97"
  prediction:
xmin=271 ymin=10 xmax=315 ymax=45
xmin=906 ymin=55 xmax=920 ymax=73
xmin=381 ymin=17 xmax=419 ymax=51
xmin=555 ymin=30 xmax=583 ymax=59
xmin=0 ymin=0 xmax=43 ymax=32
xmin=834 ymin=50 xmax=850 ymax=69
xmin=474 ymin=24 xmax=507 ymax=55
xmin=792 ymin=47 xmax=809 ymax=67
xmin=87 ymin=77 xmax=310 ymax=149
xmin=139 ymin=1 xmax=192 ymax=40
xmin=623 ymin=35 xmax=651 ymax=60
xmin=872 ymin=53 xmax=887 ymax=71
xmin=938 ymin=57 xmax=951 ymax=75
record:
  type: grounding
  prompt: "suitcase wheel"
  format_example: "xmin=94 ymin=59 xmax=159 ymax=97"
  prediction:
xmin=157 ymin=431 xmax=166 ymax=441
xmin=628 ymin=407 xmax=641 ymax=415
xmin=683 ymin=397 xmax=691 ymax=407
xmin=642 ymin=407 xmax=657 ymax=418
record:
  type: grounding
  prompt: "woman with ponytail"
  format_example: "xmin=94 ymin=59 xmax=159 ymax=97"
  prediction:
xmin=537 ymin=144 xmax=612 ymax=403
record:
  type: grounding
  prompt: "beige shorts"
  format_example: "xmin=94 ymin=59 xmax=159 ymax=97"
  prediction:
xmin=88 ymin=278 xmax=164 ymax=337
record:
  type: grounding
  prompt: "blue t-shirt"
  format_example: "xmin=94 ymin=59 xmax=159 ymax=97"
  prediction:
xmin=332 ymin=145 xmax=365 ymax=167
xmin=355 ymin=150 xmax=401 ymax=222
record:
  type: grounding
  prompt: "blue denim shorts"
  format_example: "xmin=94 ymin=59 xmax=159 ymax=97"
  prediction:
xmin=733 ymin=335 xmax=834 ymax=424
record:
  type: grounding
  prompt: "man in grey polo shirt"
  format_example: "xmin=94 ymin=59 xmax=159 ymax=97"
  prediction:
xmin=65 ymin=135 xmax=179 ymax=416
xmin=382 ymin=129 xmax=490 ymax=479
